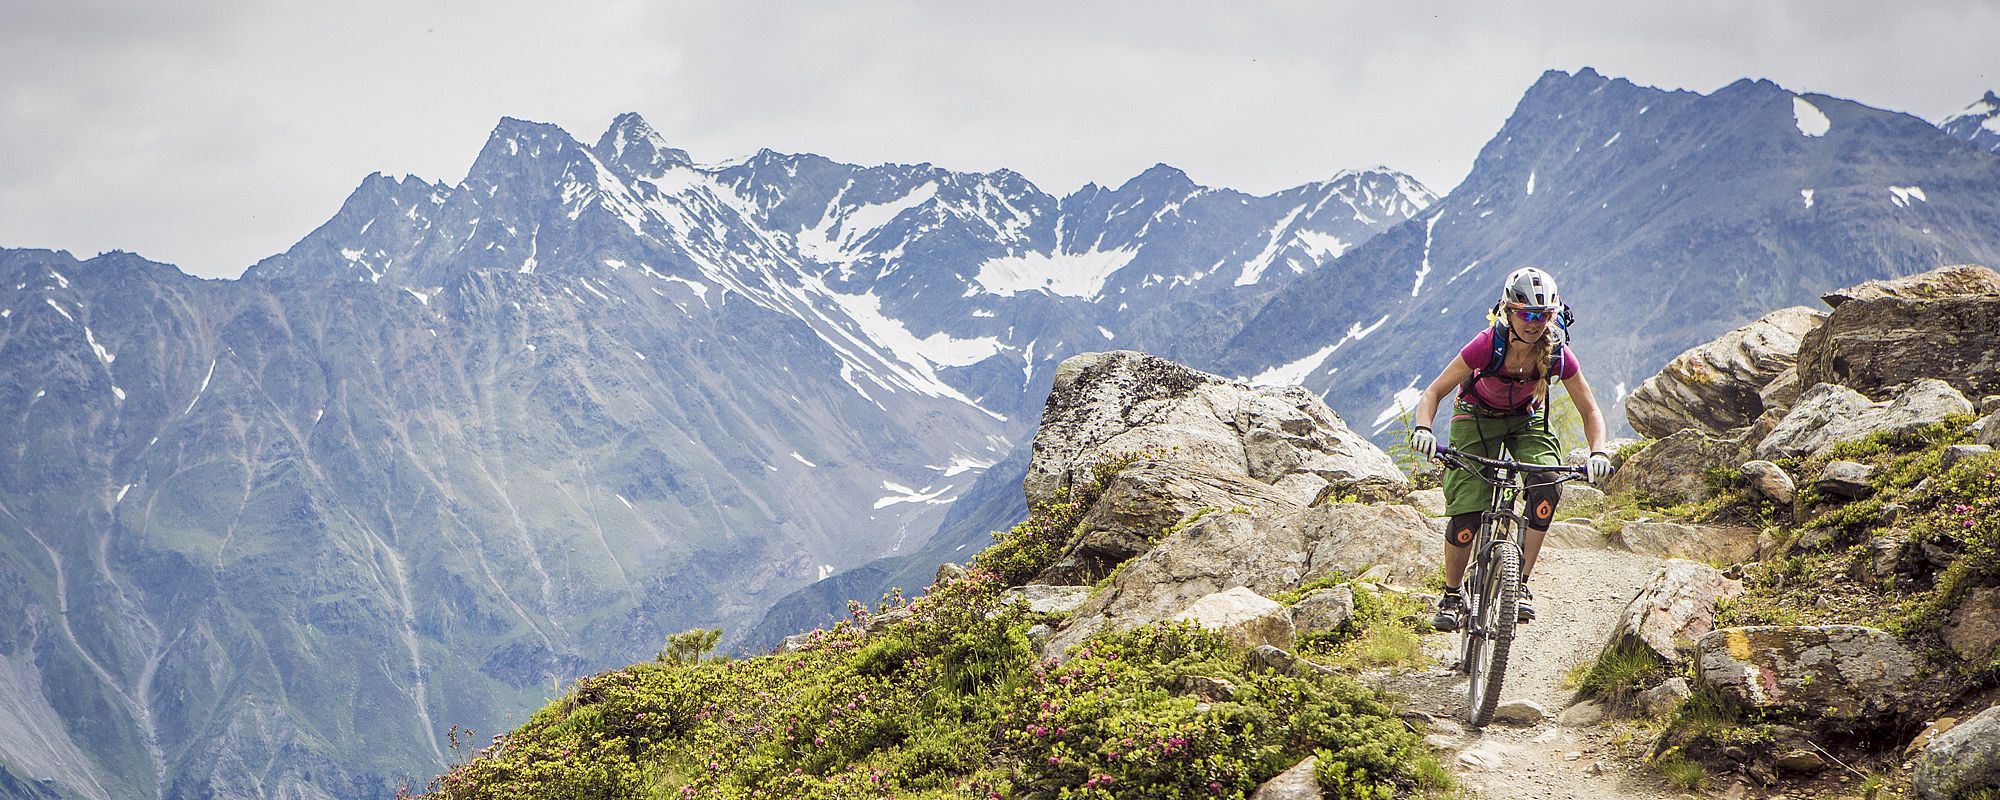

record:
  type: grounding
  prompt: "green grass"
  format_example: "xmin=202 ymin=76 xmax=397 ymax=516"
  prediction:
xmin=1652 ymin=750 xmax=1708 ymax=791
xmin=1569 ymin=642 xmax=1665 ymax=697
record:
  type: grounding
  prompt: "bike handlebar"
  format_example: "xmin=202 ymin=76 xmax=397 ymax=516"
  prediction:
xmin=1434 ymin=446 xmax=1589 ymax=476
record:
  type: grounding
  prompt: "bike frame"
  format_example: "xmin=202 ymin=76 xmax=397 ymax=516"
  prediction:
xmin=1434 ymin=445 xmax=1586 ymax=726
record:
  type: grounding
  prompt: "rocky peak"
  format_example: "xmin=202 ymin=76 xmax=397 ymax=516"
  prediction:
xmin=592 ymin=112 xmax=693 ymax=180
xmin=1940 ymin=90 xmax=2000 ymax=152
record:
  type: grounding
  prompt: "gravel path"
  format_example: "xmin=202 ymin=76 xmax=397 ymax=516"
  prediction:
xmin=1373 ymin=542 xmax=1686 ymax=800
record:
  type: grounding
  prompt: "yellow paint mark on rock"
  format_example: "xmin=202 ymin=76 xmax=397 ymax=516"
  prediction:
xmin=1727 ymin=629 xmax=1753 ymax=662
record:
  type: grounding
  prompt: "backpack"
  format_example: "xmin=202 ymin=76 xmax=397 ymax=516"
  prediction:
xmin=1459 ymin=302 xmax=1575 ymax=419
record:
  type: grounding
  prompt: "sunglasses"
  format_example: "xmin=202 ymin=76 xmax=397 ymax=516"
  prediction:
xmin=1511 ymin=308 xmax=1553 ymax=323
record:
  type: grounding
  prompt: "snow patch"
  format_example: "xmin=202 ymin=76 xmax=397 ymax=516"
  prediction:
xmin=1234 ymin=206 xmax=1306 ymax=286
xmin=49 ymin=270 xmax=69 ymax=288
xmin=790 ymin=452 xmax=818 ymax=467
xmin=115 ymin=484 xmax=131 ymax=505
xmin=974 ymin=247 xmax=1140 ymax=299
xmin=1370 ymin=380 xmax=1424 ymax=432
xmin=818 ymin=564 xmax=835 ymax=581
xmin=1889 ymin=185 xmax=1928 ymax=207
xmin=616 ymin=494 xmax=633 ymax=510
xmin=403 ymin=287 xmax=439 ymax=305
xmin=83 ymin=327 xmax=114 ymax=365
xmin=1794 ymin=96 xmax=1832 ymax=137
xmin=111 ymin=385 xmax=125 ymax=401
xmin=873 ymin=481 xmax=954 ymax=509
xmin=1249 ymin=314 xmax=1390 ymax=387
xmin=1526 ymin=171 xmax=1537 ymax=196
xmin=44 ymin=298 xmax=73 ymax=321
xmin=185 ymin=358 xmax=217 ymax=414
xmin=1801 ymin=189 xmax=1816 ymax=208
xmin=1097 ymin=326 xmax=1115 ymax=340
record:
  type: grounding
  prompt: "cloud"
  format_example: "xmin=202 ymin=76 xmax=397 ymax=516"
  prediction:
xmin=1 ymin=0 xmax=1993 ymax=278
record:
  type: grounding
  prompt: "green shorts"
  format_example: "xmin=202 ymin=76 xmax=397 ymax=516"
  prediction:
xmin=1442 ymin=400 xmax=1564 ymax=516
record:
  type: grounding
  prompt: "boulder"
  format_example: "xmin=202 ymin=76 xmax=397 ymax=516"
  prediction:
xmin=1605 ymin=427 xmax=1747 ymax=503
xmin=1757 ymin=380 xmax=1974 ymax=460
xmin=1611 ymin=521 xmax=1759 ymax=565
xmin=1942 ymin=445 xmax=1995 ymax=473
xmin=1046 ymin=502 xmax=1437 ymax=654
xmin=1740 ymin=460 xmax=1796 ymax=505
xmin=1559 ymin=701 xmax=1607 ymax=727
xmin=1942 ymin=586 xmax=2000 ymax=662
xmin=1695 ymin=625 xmax=1926 ymax=721
xmin=1637 ymin=677 xmax=1693 ymax=718
xmin=1605 ymin=559 xmax=1744 ymax=664
xmin=1814 ymin=461 xmax=1877 ymax=500
xmin=1036 ymin=464 xmax=1295 ymax=584
xmin=1985 ymin=396 xmax=2000 ymax=415
xmin=1560 ymin=482 xmax=1607 ymax=509
xmin=1566 ymin=437 xmax=1640 ymax=467
xmin=1914 ymin=703 xmax=2000 ymax=800
xmin=1173 ymin=587 xmax=1295 ymax=651
xmin=1760 ymin=365 xmax=1806 ymax=417
xmin=1625 ymin=306 xmax=1826 ymax=438
xmin=1493 ymin=699 xmax=1548 ymax=726
xmin=935 ymin=562 xmax=966 ymax=584
xmin=997 ymin=585 xmax=1093 ymax=616
xmin=1250 ymin=756 xmax=1319 ymax=800
xmin=1798 ymin=266 xmax=2000 ymax=400
xmin=1544 ymin=520 xmax=1610 ymax=550
xmin=1174 ymin=674 xmax=1238 ymax=702
xmin=1025 ymin=351 xmax=1402 ymax=509
xmin=1247 ymin=645 xmax=1335 ymax=678
xmin=1289 ymin=585 xmax=1355 ymax=634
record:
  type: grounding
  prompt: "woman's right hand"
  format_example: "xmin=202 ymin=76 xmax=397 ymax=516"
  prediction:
xmin=1411 ymin=426 xmax=1438 ymax=460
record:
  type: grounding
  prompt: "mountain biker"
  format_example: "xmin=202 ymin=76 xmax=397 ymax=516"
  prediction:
xmin=1408 ymin=267 xmax=1612 ymax=631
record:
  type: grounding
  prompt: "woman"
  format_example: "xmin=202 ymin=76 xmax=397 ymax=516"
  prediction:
xmin=1408 ymin=266 xmax=1613 ymax=631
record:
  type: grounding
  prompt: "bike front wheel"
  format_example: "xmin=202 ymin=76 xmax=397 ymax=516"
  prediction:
xmin=1466 ymin=542 xmax=1520 ymax=727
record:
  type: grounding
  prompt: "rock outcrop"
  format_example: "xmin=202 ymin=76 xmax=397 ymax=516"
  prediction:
xmin=1796 ymin=265 xmax=2000 ymax=401
xmin=1610 ymin=521 xmax=1759 ymax=565
xmin=1695 ymin=625 xmax=1926 ymax=722
xmin=1625 ymin=306 xmax=1825 ymax=439
xmin=1755 ymin=379 xmax=1973 ymax=460
xmin=1604 ymin=559 xmax=1743 ymax=664
xmin=1604 ymin=427 xmax=1748 ymax=503
xmin=1024 ymin=351 xmax=1401 ymax=509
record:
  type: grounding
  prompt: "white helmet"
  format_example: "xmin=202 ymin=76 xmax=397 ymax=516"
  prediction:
xmin=1501 ymin=267 xmax=1561 ymax=312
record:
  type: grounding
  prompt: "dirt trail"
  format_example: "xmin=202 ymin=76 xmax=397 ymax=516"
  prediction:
xmin=1372 ymin=543 xmax=1685 ymax=800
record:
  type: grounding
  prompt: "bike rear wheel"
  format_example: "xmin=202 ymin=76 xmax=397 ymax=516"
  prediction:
xmin=1466 ymin=542 xmax=1520 ymax=727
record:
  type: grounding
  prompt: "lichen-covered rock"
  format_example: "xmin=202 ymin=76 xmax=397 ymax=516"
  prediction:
xmin=1798 ymin=265 xmax=2000 ymax=400
xmin=1625 ymin=306 xmax=1825 ymax=438
xmin=1914 ymin=703 xmax=2000 ymax=800
xmin=1025 ymin=351 xmax=1401 ymax=509
xmin=1605 ymin=559 xmax=1743 ymax=663
xmin=1611 ymin=521 xmax=1759 ymax=565
xmin=1288 ymin=585 xmax=1355 ymax=634
xmin=1757 ymin=380 xmax=1974 ymax=460
xmin=1605 ymin=427 xmax=1748 ymax=503
xmin=1174 ymin=587 xmax=1295 ymax=651
xmin=1407 ymin=487 xmax=1447 ymax=517
xmin=1695 ymin=625 xmax=1926 ymax=721
xmin=1740 ymin=460 xmax=1797 ymax=505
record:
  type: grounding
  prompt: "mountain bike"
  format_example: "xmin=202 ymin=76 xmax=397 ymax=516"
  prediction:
xmin=1433 ymin=445 xmax=1589 ymax=727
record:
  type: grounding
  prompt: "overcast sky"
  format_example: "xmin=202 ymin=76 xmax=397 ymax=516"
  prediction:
xmin=3 ymin=1 xmax=1994 ymax=279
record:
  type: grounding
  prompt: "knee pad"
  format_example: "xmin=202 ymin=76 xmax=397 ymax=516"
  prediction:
xmin=1446 ymin=512 xmax=1480 ymax=548
xmin=1525 ymin=484 xmax=1560 ymax=529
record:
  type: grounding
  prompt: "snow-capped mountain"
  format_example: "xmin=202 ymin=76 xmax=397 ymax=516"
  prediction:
xmin=0 ymin=114 xmax=1430 ymax=799
xmin=1215 ymin=68 xmax=2000 ymax=435
xmin=1942 ymin=90 xmax=2000 ymax=152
